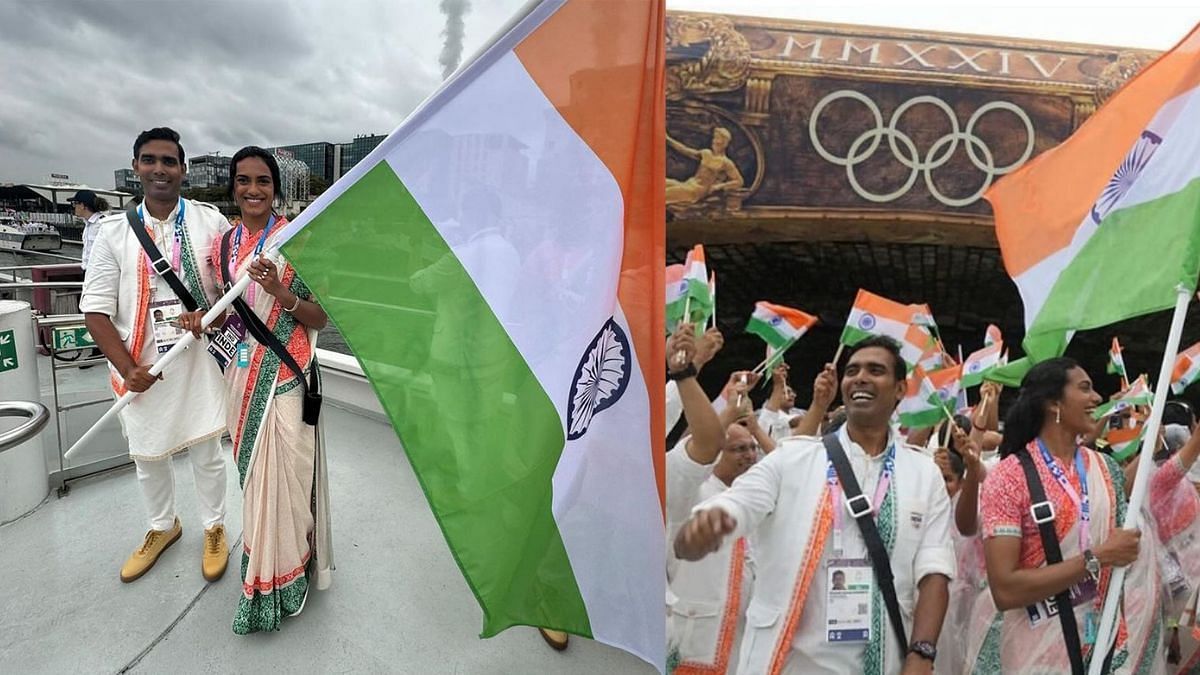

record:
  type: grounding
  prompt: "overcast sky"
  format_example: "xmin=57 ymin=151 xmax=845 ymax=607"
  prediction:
xmin=1 ymin=0 xmax=1196 ymax=190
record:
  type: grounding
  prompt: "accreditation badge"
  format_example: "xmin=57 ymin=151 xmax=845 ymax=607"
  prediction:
xmin=206 ymin=313 xmax=246 ymax=372
xmin=826 ymin=558 xmax=873 ymax=643
xmin=149 ymin=298 xmax=186 ymax=355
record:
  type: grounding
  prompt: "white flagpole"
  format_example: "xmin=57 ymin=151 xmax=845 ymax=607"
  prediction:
xmin=1088 ymin=285 xmax=1191 ymax=674
xmin=63 ymin=253 xmax=273 ymax=462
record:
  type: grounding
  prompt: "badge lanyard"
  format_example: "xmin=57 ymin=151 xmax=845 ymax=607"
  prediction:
xmin=826 ymin=443 xmax=895 ymax=556
xmin=139 ymin=198 xmax=185 ymax=281
xmin=1035 ymin=438 xmax=1091 ymax=552
xmin=230 ymin=214 xmax=276 ymax=305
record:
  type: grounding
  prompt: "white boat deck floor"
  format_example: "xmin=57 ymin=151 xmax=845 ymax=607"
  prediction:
xmin=1 ymin=355 xmax=654 ymax=674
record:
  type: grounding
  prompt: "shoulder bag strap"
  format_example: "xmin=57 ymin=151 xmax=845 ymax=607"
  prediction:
xmin=1016 ymin=449 xmax=1086 ymax=675
xmin=125 ymin=205 xmax=199 ymax=312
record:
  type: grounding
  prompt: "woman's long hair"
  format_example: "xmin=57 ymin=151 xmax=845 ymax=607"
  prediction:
xmin=998 ymin=357 xmax=1079 ymax=458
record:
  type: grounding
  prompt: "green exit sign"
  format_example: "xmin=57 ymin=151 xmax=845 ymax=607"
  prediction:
xmin=0 ymin=329 xmax=17 ymax=373
xmin=52 ymin=325 xmax=95 ymax=351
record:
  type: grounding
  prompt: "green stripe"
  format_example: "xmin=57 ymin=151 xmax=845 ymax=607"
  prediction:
xmin=1026 ymin=178 xmax=1200 ymax=359
xmin=746 ymin=316 xmax=791 ymax=349
xmin=899 ymin=406 xmax=946 ymax=429
xmin=281 ymin=163 xmax=590 ymax=637
xmin=840 ymin=325 xmax=874 ymax=347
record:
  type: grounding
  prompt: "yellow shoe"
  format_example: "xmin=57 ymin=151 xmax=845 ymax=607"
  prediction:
xmin=120 ymin=518 xmax=182 ymax=583
xmin=538 ymin=628 xmax=569 ymax=652
xmin=202 ymin=524 xmax=228 ymax=582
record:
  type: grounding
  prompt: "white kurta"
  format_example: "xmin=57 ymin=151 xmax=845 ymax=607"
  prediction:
xmin=80 ymin=199 xmax=228 ymax=460
xmin=697 ymin=426 xmax=956 ymax=675
xmin=669 ymin=472 xmax=754 ymax=673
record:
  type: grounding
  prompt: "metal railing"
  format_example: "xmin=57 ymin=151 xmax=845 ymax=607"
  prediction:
xmin=0 ymin=401 xmax=50 ymax=453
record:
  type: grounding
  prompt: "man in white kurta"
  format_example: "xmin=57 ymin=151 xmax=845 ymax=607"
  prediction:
xmin=668 ymin=421 xmax=766 ymax=674
xmin=675 ymin=337 xmax=956 ymax=675
xmin=81 ymin=128 xmax=229 ymax=583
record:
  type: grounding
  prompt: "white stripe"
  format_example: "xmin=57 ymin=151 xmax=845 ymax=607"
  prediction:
xmin=384 ymin=51 xmax=661 ymax=660
xmin=1100 ymin=87 xmax=1200 ymax=214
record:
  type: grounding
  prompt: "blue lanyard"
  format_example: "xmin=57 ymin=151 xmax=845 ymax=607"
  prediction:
xmin=138 ymin=198 xmax=185 ymax=230
xmin=231 ymin=215 xmax=276 ymax=273
xmin=1035 ymin=438 xmax=1091 ymax=548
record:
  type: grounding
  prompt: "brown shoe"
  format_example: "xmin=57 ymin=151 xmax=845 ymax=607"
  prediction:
xmin=120 ymin=518 xmax=182 ymax=583
xmin=538 ymin=628 xmax=569 ymax=652
xmin=202 ymin=524 xmax=228 ymax=582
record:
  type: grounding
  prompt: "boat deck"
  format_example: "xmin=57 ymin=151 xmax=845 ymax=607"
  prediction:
xmin=1 ymin=353 xmax=654 ymax=674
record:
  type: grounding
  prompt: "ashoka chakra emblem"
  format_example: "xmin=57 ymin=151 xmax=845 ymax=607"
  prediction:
xmin=858 ymin=313 xmax=877 ymax=331
xmin=1090 ymin=130 xmax=1162 ymax=225
xmin=769 ymin=316 xmax=782 ymax=326
xmin=968 ymin=362 xmax=982 ymax=373
xmin=566 ymin=318 xmax=632 ymax=441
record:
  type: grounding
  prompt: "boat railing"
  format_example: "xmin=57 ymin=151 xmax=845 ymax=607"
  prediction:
xmin=0 ymin=400 xmax=50 ymax=454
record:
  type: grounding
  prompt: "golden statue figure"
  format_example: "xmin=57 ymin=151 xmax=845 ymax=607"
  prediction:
xmin=665 ymin=127 xmax=745 ymax=206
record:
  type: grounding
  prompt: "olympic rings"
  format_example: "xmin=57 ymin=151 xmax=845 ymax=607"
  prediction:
xmin=808 ymin=90 xmax=1036 ymax=206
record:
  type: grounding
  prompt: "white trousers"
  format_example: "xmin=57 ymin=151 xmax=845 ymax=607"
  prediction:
xmin=133 ymin=437 xmax=226 ymax=531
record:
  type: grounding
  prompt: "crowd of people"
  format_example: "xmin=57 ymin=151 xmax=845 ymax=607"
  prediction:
xmin=664 ymin=321 xmax=1200 ymax=674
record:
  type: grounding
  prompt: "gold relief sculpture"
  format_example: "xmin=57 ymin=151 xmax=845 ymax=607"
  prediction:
xmin=665 ymin=14 xmax=752 ymax=100
xmin=1096 ymin=51 xmax=1152 ymax=105
xmin=665 ymin=127 xmax=747 ymax=216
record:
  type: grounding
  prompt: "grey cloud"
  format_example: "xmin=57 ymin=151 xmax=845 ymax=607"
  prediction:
xmin=0 ymin=0 xmax=527 ymax=188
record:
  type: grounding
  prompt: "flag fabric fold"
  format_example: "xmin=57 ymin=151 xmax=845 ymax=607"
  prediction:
xmin=273 ymin=0 xmax=667 ymax=667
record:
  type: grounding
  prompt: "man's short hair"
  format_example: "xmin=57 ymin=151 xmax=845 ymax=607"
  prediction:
xmin=134 ymin=127 xmax=185 ymax=164
xmin=843 ymin=335 xmax=905 ymax=382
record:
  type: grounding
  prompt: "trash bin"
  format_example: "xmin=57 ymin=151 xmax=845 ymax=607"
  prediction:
xmin=0 ymin=300 xmax=50 ymax=522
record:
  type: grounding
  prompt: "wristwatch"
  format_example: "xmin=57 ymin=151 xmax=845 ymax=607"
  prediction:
xmin=909 ymin=640 xmax=937 ymax=662
xmin=667 ymin=362 xmax=697 ymax=381
xmin=1083 ymin=548 xmax=1102 ymax=583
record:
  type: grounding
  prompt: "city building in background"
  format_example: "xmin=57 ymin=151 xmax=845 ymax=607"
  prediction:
xmin=270 ymin=141 xmax=336 ymax=185
xmin=186 ymin=153 xmax=230 ymax=189
xmin=338 ymin=134 xmax=386 ymax=178
xmin=113 ymin=168 xmax=142 ymax=196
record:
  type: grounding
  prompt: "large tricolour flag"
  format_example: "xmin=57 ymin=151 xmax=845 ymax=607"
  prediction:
xmin=273 ymin=1 xmax=666 ymax=667
xmin=988 ymin=24 xmax=1200 ymax=370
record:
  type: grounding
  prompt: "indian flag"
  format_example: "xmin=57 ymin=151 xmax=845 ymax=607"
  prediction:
xmin=962 ymin=342 xmax=1004 ymax=388
xmin=917 ymin=344 xmax=945 ymax=373
xmin=841 ymin=289 xmax=932 ymax=366
xmin=1093 ymin=376 xmax=1155 ymax=419
xmin=929 ymin=364 xmax=963 ymax=410
xmin=985 ymin=324 xmax=1002 ymax=348
xmin=682 ymin=244 xmax=713 ymax=318
xmin=899 ymin=365 xmax=951 ymax=429
xmin=1171 ymin=341 xmax=1200 ymax=394
xmin=665 ymin=263 xmax=687 ymax=328
xmin=1106 ymin=423 xmax=1146 ymax=462
xmin=746 ymin=301 xmax=817 ymax=350
xmin=1107 ymin=337 xmax=1129 ymax=381
xmin=274 ymin=0 xmax=665 ymax=666
xmin=988 ymin=25 xmax=1200 ymax=368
